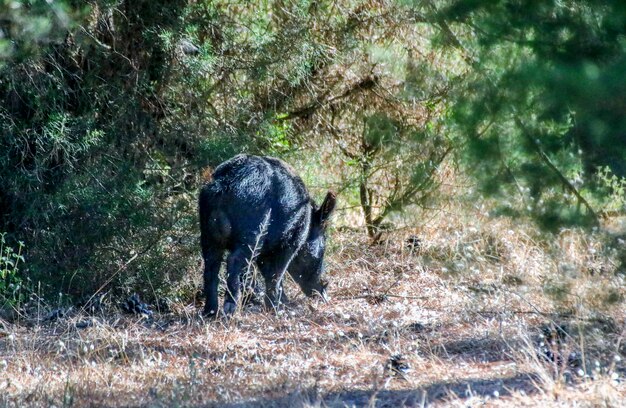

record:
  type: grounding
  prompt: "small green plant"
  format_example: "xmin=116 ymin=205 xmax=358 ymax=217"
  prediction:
xmin=596 ymin=166 xmax=626 ymax=214
xmin=259 ymin=115 xmax=292 ymax=154
xmin=0 ymin=233 xmax=25 ymax=306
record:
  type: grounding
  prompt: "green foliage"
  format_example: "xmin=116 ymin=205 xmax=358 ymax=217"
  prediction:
xmin=258 ymin=116 xmax=292 ymax=154
xmin=0 ymin=233 xmax=25 ymax=306
xmin=0 ymin=0 xmax=209 ymax=298
xmin=0 ymin=0 xmax=77 ymax=64
xmin=594 ymin=167 xmax=626 ymax=214
xmin=425 ymin=0 xmax=626 ymax=228
xmin=1 ymin=0 xmax=409 ymax=298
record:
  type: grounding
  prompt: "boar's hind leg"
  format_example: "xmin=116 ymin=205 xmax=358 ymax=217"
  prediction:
xmin=258 ymin=249 xmax=297 ymax=311
xmin=202 ymin=248 xmax=224 ymax=318
xmin=223 ymin=247 xmax=253 ymax=316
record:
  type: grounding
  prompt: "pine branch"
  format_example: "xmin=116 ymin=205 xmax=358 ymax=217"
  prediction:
xmin=513 ymin=116 xmax=599 ymax=225
xmin=280 ymin=75 xmax=379 ymax=121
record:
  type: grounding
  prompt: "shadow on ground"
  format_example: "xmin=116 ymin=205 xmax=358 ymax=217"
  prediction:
xmin=425 ymin=337 xmax=518 ymax=363
xmin=217 ymin=373 xmax=538 ymax=408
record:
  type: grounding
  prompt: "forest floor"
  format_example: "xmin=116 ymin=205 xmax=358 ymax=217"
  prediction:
xmin=1 ymin=205 xmax=625 ymax=407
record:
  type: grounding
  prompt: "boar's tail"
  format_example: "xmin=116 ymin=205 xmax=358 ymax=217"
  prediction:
xmin=199 ymin=186 xmax=215 ymax=251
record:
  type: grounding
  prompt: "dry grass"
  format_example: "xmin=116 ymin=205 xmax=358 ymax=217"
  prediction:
xmin=1 ymin=204 xmax=625 ymax=407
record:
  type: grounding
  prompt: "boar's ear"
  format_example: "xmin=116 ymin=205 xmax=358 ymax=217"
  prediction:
xmin=316 ymin=191 xmax=336 ymax=226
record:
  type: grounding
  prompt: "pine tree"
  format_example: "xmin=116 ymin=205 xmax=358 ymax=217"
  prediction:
xmin=423 ymin=0 xmax=626 ymax=229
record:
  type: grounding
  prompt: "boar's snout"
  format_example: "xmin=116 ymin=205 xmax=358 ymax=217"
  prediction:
xmin=318 ymin=282 xmax=330 ymax=303
xmin=306 ymin=277 xmax=330 ymax=302
xmin=305 ymin=285 xmax=330 ymax=302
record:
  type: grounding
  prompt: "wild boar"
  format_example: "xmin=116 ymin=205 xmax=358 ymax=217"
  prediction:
xmin=199 ymin=154 xmax=336 ymax=317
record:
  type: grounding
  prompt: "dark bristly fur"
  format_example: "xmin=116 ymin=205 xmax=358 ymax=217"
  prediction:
xmin=199 ymin=154 xmax=336 ymax=317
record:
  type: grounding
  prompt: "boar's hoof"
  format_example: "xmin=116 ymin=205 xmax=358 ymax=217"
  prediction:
xmin=223 ymin=301 xmax=237 ymax=316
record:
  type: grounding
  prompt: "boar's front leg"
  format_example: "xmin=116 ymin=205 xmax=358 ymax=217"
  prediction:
xmin=223 ymin=247 xmax=253 ymax=316
xmin=258 ymin=249 xmax=297 ymax=311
